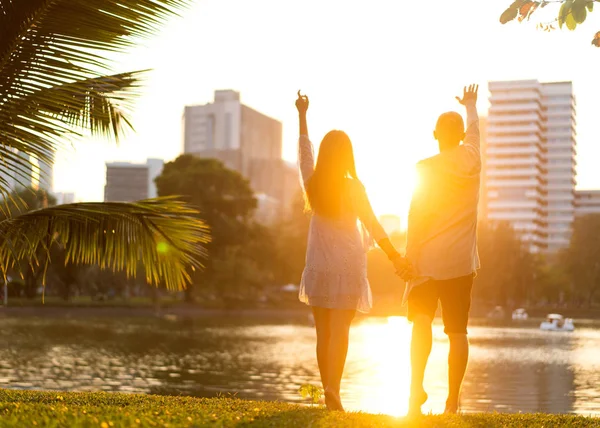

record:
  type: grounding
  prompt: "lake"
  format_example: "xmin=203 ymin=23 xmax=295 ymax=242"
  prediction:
xmin=0 ymin=312 xmax=598 ymax=416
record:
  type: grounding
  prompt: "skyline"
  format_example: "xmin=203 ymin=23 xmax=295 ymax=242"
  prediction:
xmin=51 ymin=0 xmax=600 ymax=218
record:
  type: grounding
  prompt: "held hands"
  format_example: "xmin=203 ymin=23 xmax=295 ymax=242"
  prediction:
xmin=296 ymin=90 xmax=309 ymax=115
xmin=456 ymin=84 xmax=478 ymax=106
xmin=392 ymin=256 xmax=415 ymax=282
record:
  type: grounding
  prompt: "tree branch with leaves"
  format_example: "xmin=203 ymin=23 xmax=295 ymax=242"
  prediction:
xmin=500 ymin=0 xmax=600 ymax=46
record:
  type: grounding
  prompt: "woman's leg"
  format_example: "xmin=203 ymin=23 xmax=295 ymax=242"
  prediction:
xmin=312 ymin=307 xmax=331 ymax=393
xmin=325 ymin=308 xmax=356 ymax=411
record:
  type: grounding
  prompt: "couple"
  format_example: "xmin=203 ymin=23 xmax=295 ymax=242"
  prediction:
xmin=296 ymin=84 xmax=481 ymax=416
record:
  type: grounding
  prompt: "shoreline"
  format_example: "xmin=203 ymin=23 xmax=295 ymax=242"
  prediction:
xmin=1 ymin=306 xmax=600 ymax=328
xmin=0 ymin=391 xmax=598 ymax=427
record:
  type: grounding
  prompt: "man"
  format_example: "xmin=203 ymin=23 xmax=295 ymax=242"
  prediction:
xmin=403 ymin=84 xmax=481 ymax=416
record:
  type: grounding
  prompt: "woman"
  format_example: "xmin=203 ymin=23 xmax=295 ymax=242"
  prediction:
xmin=296 ymin=91 xmax=410 ymax=411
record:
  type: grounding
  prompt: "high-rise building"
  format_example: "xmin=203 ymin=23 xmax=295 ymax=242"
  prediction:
xmin=575 ymin=190 xmax=600 ymax=217
xmin=543 ymin=82 xmax=577 ymax=251
xmin=183 ymin=90 xmax=295 ymax=220
xmin=479 ymin=116 xmax=488 ymax=220
xmin=104 ymin=158 xmax=164 ymax=202
xmin=485 ymin=80 xmax=577 ymax=253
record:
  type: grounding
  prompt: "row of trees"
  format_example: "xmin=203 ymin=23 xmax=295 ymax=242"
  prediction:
xmin=10 ymin=152 xmax=600 ymax=312
xmin=501 ymin=0 xmax=599 ymax=46
xmin=151 ymin=154 xmax=600 ymax=310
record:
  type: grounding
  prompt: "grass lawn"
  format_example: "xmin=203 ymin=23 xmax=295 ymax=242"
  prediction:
xmin=0 ymin=390 xmax=598 ymax=427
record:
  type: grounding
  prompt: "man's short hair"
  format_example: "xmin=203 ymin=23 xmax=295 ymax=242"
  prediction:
xmin=435 ymin=112 xmax=465 ymax=143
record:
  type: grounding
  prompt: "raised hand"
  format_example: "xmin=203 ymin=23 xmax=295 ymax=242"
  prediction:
xmin=296 ymin=90 xmax=309 ymax=115
xmin=456 ymin=84 xmax=478 ymax=106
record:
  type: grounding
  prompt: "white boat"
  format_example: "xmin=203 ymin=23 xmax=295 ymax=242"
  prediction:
xmin=512 ymin=308 xmax=529 ymax=321
xmin=487 ymin=306 xmax=505 ymax=319
xmin=540 ymin=314 xmax=574 ymax=332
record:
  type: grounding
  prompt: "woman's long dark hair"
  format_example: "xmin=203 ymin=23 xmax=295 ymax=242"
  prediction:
xmin=305 ymin=130 xmax=358 ymax=219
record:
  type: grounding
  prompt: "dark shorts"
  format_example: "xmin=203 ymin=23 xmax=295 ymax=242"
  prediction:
xmin=407 ymin=274 xmax=474 ymax=335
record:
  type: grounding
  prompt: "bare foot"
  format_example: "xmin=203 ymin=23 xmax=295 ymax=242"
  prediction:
xmin=444 ymin=399 xmax=459 ymax=414
xmin=408 ymin=389 xmax=428 ymax=417
xmin=324 ymin=389 xmax=344 ymax=412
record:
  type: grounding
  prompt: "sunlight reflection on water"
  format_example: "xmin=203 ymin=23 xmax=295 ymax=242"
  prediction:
xmin=1 ymin=315 xmax=599 ymax=416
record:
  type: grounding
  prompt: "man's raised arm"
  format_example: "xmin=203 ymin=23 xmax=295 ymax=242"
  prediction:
xmin=456 ymin=84 xmax=481 ymax=171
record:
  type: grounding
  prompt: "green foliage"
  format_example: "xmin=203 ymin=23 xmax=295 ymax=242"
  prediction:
xmin=0 ymin=1 xmax=210 ymax=292
xmin=272 ymin=191 xmax=310 ymax=286
xmin=0 ymin=1 xmax=193 ymax=196
xmin=0 ymin=197 xmax=210 ymax=291
xmin=500 ymin=0 xmax=600 ymax=45
xmin=0 ymin=187 xmax=57 ymax=218
xmin=564 ymin=214 xmax=600 ymax=307
xmin=156 ymin=155 xmax=257 ymax=249
xmin=156 ymin=156 xmax=269 ymax=300
xmin=0 ymin=391 xmax=598 ymax=427
xmin=298 ymin=384 xmax=323 ymax=406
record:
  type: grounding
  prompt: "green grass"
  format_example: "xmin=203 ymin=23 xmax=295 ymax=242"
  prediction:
xmin=0 ymin=390 xmax=597 ymax=427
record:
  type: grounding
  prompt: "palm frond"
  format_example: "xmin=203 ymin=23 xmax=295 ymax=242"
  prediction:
xmin=0 ymin=197 xmax=210 ymax=291
xmin=0 ymin=71 xmax=144 ymax=196
xmin=0 ymin=0 xmax=191 ymax=195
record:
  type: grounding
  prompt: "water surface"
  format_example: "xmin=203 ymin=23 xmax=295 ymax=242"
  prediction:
xmin=0 ymin=314 xmax=598 ymax=416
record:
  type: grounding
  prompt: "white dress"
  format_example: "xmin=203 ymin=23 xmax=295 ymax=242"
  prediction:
xmin=297 ymin=135 xmax=387 ymax=313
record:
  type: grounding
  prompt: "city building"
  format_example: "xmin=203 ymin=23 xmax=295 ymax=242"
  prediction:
xmin=543 ymin=82 xmax=577 ymax=252
xmin=485 ymin=80 xmax=577 ymax=253
xmin=104 ymin=158 xmax=164 ymax=202
xmin=575 ymin=190 xmax=600 ymax=216
xmin=479 ymin=116 xmax=488 ymax=220
xmin=54 ymin=192 xmax=76 ymax=205
xmin=183 ymin=90 xmax=296 ymax=220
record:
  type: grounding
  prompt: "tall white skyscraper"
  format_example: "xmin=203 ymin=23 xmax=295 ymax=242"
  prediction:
xmin=575 ymin=190 xmax=600 ymax=217
xmin=542 ymin=82 xmax=577 ymax=251
xmin=485 ymin=80 xmax=577 ymax=253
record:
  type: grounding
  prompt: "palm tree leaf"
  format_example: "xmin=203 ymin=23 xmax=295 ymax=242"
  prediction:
xmin=0 ymin=71 xmax=144 ymax=196
xmin=0 ymin=197 xmax=211 ymax=291
xmin=0 ymin=0 xmax=191 ymax=196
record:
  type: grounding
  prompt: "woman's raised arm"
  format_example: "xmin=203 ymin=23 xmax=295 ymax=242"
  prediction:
xmin=296 ymin=91 xmax=314 ymax=185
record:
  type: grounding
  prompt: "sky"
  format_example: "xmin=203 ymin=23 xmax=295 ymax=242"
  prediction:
xmin=52 ymin=0 xmax=600 ymax=222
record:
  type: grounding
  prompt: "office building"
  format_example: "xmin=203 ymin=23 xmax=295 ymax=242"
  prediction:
xmin=104 ymin=158 xmax=164 ymax=202
xmin=183 ymin=90 xmax=295 ymax=220
xmin=485 ymin=80 xmax=576 ymax=253
xmin=575 ymin=190 xmax=600 ymax=216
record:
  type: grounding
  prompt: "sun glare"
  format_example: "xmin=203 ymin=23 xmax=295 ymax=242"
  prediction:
xmin=361 ymin=165 xmax=420 ymax=226
xmin=345 ymin=317 xmax=412 ymax=416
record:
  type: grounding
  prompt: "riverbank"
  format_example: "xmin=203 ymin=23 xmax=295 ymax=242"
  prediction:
xmin=5 ymin=296 xmax=600 ymax=320
xmin=0 ymin=391 xmax=597 ymax=427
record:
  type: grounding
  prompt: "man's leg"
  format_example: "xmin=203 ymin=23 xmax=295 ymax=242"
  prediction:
xmin=439 ymin=274 xmax=474 ymax=413
xmin=407 ymin=282 xmax=438 ymax=416
xmin=446 ymin=333 xmax=469 ymax=413
xmin=410 ymin=314 xmax=433 ymax=413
